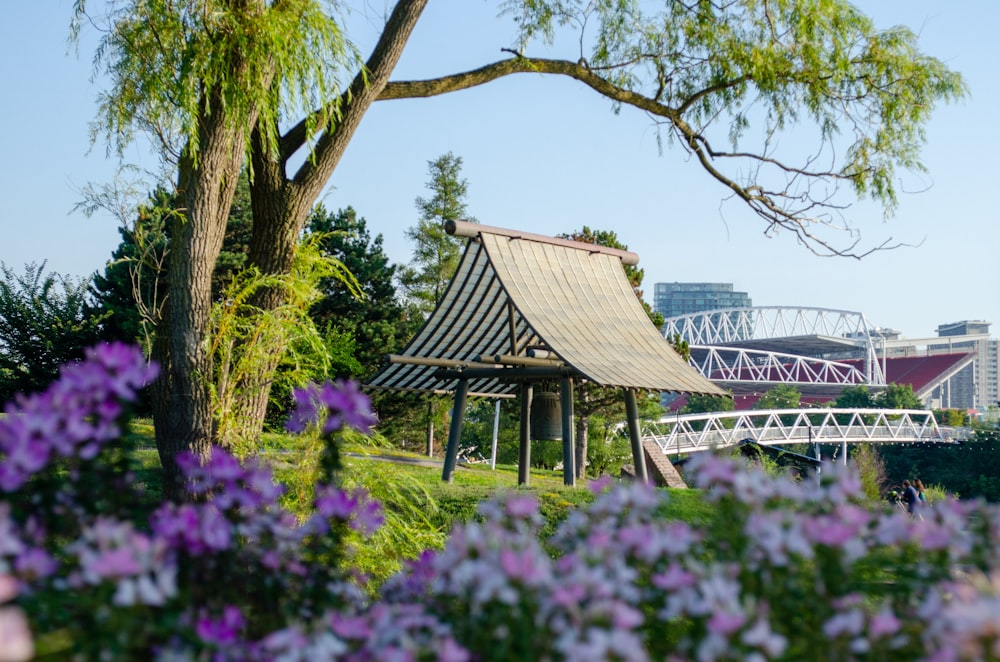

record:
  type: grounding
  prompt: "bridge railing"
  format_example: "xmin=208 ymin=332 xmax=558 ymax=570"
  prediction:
xmin=640 ymin=408 xmax=970 ymax=456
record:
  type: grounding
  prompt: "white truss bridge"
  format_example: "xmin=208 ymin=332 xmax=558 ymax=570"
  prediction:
xmin=662 ymin=306 xmax=876 ymax=346
xmin=688 ymin=345 xmax=870 ymax=388
xmin=662 ymin=306 xmax=887 ymax=385
xmin=641 ymin=408 xmax=970 ymax=462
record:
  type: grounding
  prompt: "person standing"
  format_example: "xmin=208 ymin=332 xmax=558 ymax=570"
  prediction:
xmin=902 ymin=480 xmax=920 ymax=518
xmin=915 ymin=478 xmax=927 ymax=503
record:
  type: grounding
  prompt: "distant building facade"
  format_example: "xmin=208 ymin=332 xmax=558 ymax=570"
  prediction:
xmin=927 ymin=320 xmax=998 ymax=411
xmin=653 ymin=282 xmax=752 ymax=319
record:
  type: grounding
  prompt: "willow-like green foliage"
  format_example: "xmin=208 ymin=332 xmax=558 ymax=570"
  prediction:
xmin=851 ymin=442 xmax=887 ymax=501
xmin=73 ymin=0 xmax=360 ymax=164
xmin=731 ymin=444 xmax=786 ymax=479
xmin=923 ymin=483 xmax=952 ymax=503
xmin=501 ymin=0 xmax=966 ymax=214
xmin=277 ymin=427 xmax=446 ymax=591
xmin=211 ymin=234 xmax=361 ymax=455
xmin=341 ymin=450 xmax=446 ymax=591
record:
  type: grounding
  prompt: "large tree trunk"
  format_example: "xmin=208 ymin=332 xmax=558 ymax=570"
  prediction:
xmin=153 ymin=100 xmax=256 ymax=500
xmin=214 ymin=171 xmax=301 ymax=449
xmin=228 ymin=0 xmax=429 ymax=445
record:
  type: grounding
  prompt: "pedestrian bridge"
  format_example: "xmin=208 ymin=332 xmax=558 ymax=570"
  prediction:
xmin=641 ymin=408 xmax=970 ymax=461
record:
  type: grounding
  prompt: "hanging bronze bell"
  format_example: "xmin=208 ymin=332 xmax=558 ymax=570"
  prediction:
xmin=530 ymin=391 xmax=562 ymax=441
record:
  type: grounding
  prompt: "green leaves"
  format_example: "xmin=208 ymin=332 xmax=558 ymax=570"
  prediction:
xmin=399 ymin=152 xmax=477 ymax=318
xmin=76 ymin=0 xmax=361 ymax=165
xmin=497 ymin=0 xmax=966 ymax=254
xmin=0 ymin=262 xmax=106 ymax=402
xmin=210 ymin=234 xmax=357 ymax=453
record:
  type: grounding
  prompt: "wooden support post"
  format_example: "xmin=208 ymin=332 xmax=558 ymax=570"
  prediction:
xmin=425 ymin=398 xmax=434 ymax=457
xmin=624 ymin=388 xmax=649 ymax=483
xmin=518 ymin=383 xmax=532 ymax=486
xmin=490 ymin=399 xmax=500 ymax=470
xmin=561 ymin=376 xmax=575 ymax=487
xmin=442 ymin=378 xmax=469 ymax=483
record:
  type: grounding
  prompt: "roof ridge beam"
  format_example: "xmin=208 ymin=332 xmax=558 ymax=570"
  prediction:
xmin=445 ymin=220 xmax=639 ymax=266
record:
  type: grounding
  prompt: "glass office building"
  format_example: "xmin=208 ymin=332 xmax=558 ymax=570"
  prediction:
xmin=653 ymin=282 xmax=752 ymax=319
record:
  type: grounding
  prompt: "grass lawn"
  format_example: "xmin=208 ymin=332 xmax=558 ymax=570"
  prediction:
xmin=121 ymin=418 xmax=165 ymax=499
xmin=122 ymin=418 xmax=712 ymax=534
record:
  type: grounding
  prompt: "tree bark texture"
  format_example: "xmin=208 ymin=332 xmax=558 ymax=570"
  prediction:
xmin=153 ymin=96 xmax=258 ymax=500
xmin=231 ymin=0 xmax=429 ymax=446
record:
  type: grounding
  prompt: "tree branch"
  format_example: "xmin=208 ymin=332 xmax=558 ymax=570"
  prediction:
xmin=378 ymin=54 xmax=685 ymax=126
xmin=377 ymin=54 xmax=892 ymax=256
xmin=280 ymin=0 xmax=429 ymax=199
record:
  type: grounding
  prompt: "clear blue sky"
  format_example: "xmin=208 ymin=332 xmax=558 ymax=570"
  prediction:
xmin=2 ymin=1 xmax=996 ymax=340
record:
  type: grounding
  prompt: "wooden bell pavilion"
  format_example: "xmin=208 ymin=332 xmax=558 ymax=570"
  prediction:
xmin=365 ymin=221 xmax=724 ymax=486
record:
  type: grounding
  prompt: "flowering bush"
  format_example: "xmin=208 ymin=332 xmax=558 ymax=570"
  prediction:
xmin=0 ymin=344 xmax=395 ymax=659
xmin=379 ymin=462 xmax=1000 ymax=661
xmin=3 ymin=344 xmax=1000 ymax=660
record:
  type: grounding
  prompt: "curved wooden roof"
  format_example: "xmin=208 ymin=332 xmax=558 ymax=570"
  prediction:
xmin=366 ymin=222 xmax=725 ymax=398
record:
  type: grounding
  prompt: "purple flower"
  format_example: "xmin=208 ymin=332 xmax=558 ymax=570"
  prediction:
xmin=286 ymin=380 xmax=377 ymax=435
xmin=314 ymin=485 xmax=384 ymax=535
xmin=0 ymin=505 xmax=25 ymax=561
xmin=380 ymin=550 xmax=439 ymax=602
xmin=551 ymin=582 xmax=587 ymax=608
xmin=151 ymin=503 xmax=232 ymax=555
xmin=437 ymin=638 xmax=471 ymax=662
xmin=869 ymin=609 xmax=901 ymax=637
xmin=504 ymin=495 xmax=539 ymax=519
xmin=318 ymin=381 xmax=377 ymax=434
xmin=0 ymin=434 xmax=50 ymax=492
xmin=914 ymin=519 xmax=958 ymax=552
xmin=203 ymin=446 xmax=245 ymax=483
xmin=610 ymin=601 xmax=644 ymax=630
xmin=315 ymin=485 xmax=357 ymax=520
xmin=823 ymin=608 xmax=865 ymax=638
xmin=708 ymin=610 xmax=745 ymax=635
xmin=13 ymin=547 xmax=57 ymax=581
xmin=588 ymin=475 xmax=614 ymax=494
xmin=803 ymin=516 xmax=857 ymax=548
xmin=338 ymin=603 xmax=468 ymax=662
xmin=688 ymin=454 xmax=737 ymax=489
xmin=79 ymin=342 xmax=159 ymax=399
xmin=253 ymin=626 xmax=310 ymax=659
xmin=0 ymin=343 xmax=157 ymax=491
xmin=69 ymin=517 xmax=177 ymax=607
xmin=741 ymin=617 xmax=787 ymax=658
xmin=351 ymin=498 xmax=385 ymax=535
xmin=499 ymin=548 xmax=548 ymax=584
xmin=86 ymin=547 xmax=142 ymax=578
xmin=174 ymin=447 xmax=283 ymax=513
xmin=196 ymin=605 xmax=245 ymax=647
xmin=285 ymin=387 xmax=320 ymax=434
xmin=329 ymin=613 xmax=372 ymax=640
xmin=652 ymin=564 xmax=697 ymax=591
